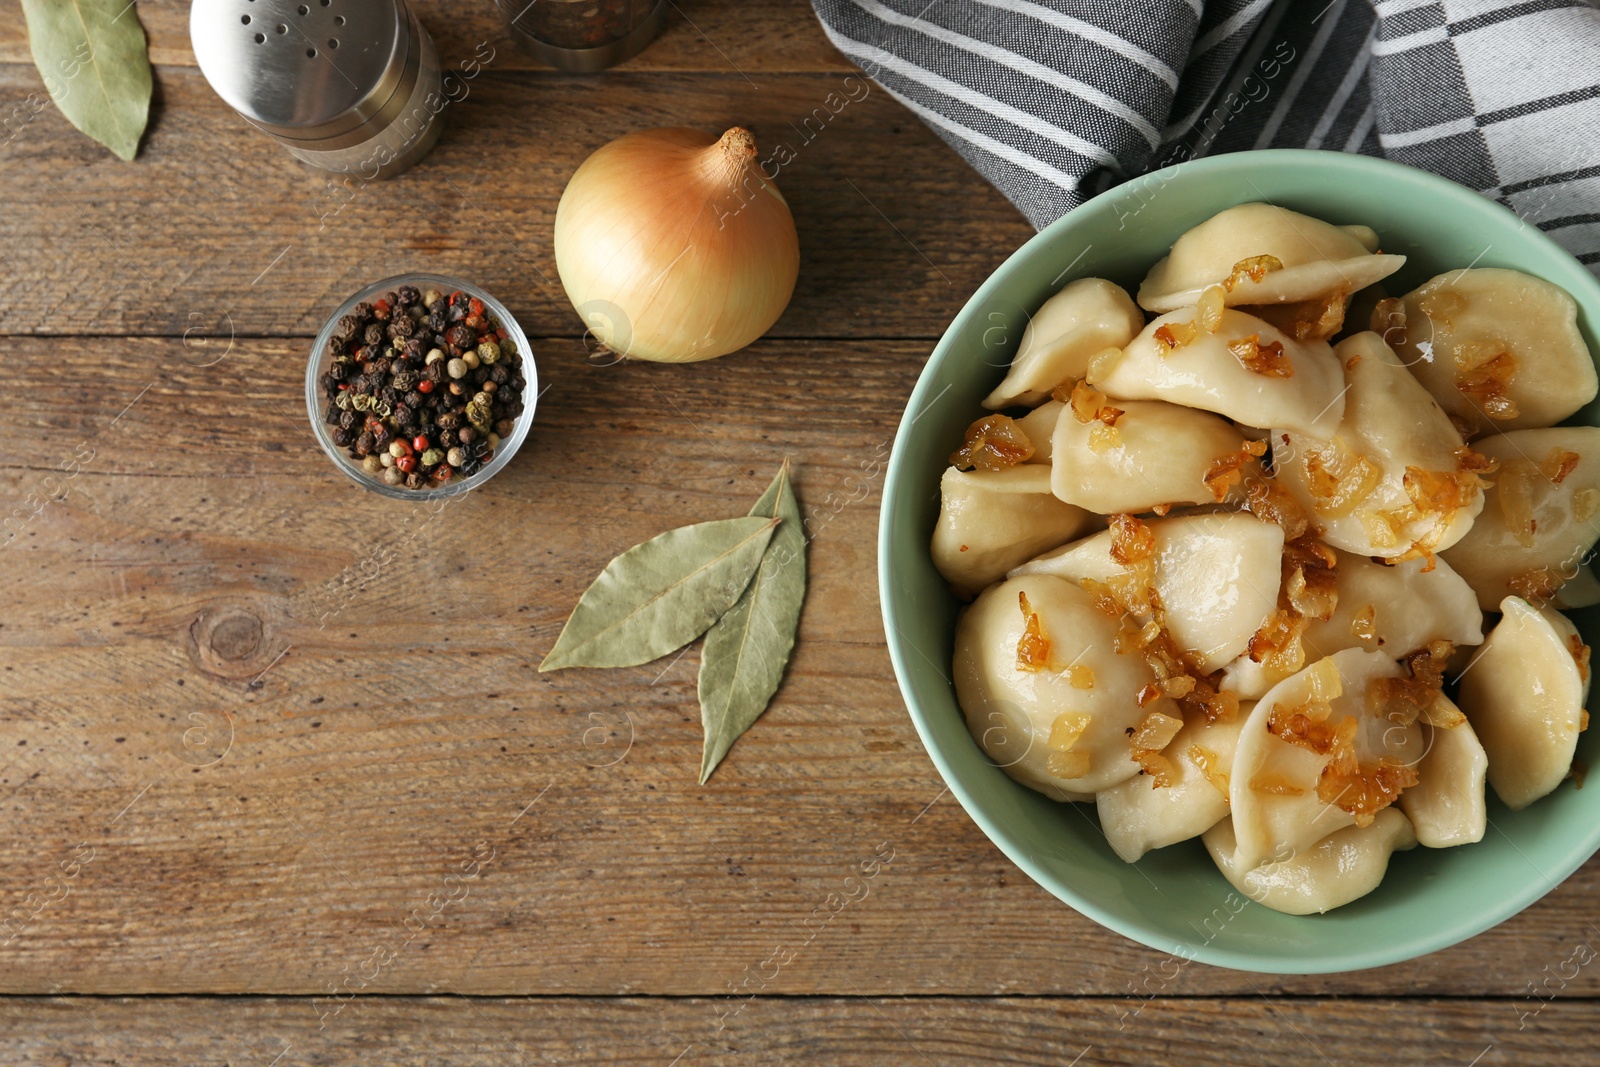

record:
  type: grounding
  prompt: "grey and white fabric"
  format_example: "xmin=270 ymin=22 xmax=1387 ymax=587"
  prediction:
xmin=810 ymin=0 xmax=1600 ymax=272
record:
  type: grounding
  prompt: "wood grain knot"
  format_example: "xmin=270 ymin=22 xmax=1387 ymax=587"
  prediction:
xmin=187 ymin=600 xmax=290 ymax=687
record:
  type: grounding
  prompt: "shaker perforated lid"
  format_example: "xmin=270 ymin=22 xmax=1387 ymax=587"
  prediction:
xmin=191 ymin=0 xmax=420 ymax=147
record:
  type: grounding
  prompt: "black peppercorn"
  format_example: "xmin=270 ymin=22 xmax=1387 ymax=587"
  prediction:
xmin=405 ymin=390 xmax=424 ymax=408
xmin=363 ymin=323 xmax=383 ymax=345
xmin=438 ymin=427 xmax=458 ymax=447
xmin=393 ymin=404 xmax=414 ymax=427
xmin=338 ymin=409 xmax=358 ymax=431
xmin=373 ymin=425 xmax=393 ymax=448
xmin=332 ymin=428 xmax=353 ymax=447
xmin=427 ymin=311 xmax=446 ymax=332
xmin=318 ymin=371 xmax=335 ymax=392
xmin=405 ymin=472 xmax=424 ymax=490
xmin=331 ymin=361 xmax=352 ymax=381
xmin=397 ymin=284 xmax=420 ymax=306
xmin=424 ymin=362 xmax=445 ymax=383
xmin=436 ymin=411 xmax=461 ymax=430
xmin=359 ymin=343 xmax=380 ymax=362
xmin=390 ymin=315 xmax=415 ymax=339
xmin=402 ymin=338 xmax=425 ymax=361
xmin=444 ymin=325 xmax=473 ymax=350
xmin=488 ymin=364 xmax=509 ymax=385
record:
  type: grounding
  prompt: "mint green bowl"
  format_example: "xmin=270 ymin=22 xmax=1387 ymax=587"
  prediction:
xmin=880 ymin=149 xmax=1600 ymax=973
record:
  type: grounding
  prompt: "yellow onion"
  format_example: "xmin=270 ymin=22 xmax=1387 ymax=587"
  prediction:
xmin=554 ymin=126 xmax=800 ymax=363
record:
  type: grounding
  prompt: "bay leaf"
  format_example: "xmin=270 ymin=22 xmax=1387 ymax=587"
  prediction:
xmin=698 ymin=461 xmax=807 ymax=783
xmin=540 ymin=515 xmax=778 ymax=671
xmin=22 ymin=0 xmax=152 ymax=161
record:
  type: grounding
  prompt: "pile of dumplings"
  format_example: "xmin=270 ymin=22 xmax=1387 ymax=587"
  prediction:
xmin=936 ymin=203 xmax=1600 ymax=915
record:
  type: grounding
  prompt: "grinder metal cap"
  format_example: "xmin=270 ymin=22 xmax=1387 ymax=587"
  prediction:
xmin=191 ymin=0 xmax=420 ymax=150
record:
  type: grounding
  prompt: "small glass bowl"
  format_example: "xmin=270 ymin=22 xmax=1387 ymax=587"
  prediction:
xmin=305 ymin=273 xmax=538 ymax=500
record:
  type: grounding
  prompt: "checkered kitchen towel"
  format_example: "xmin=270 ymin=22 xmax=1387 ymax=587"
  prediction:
xmin=810 ymin=0 xmax=1600 ymax=272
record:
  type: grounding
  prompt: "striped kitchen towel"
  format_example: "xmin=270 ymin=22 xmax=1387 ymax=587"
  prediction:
xmin=810 ymin=0 xmax=1600 ymax=272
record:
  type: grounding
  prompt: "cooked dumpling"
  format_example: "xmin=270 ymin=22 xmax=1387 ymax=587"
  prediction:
xmin=954 ymin=574 xmax=1173 ymax=795
xmin=983 ymin=278 xmax=1145 ymax=409
xmin=1274 ymin=332 xmax=1485 ymax=559
xmin=1382 ymin=268 xmax=1598 ymax=435
xmin=1561 ymin=565 xmax=1600 ymax=609
xmin=1204 ymin=807 xmax=1417 ymax=915
xmin=1050 ymin=388 xmax=1261 ymax=513
xmin=1456 ymin=597 xmax=1591 ymax=811
xmin=1013 ymin=400 xmax=1064 ymax=464
xmin=1438 ymin=427 xmax=1600 ymax=612
xmin=1097 ymin=709 xmax=1247 ymax=863
xmin=932 ymin=466 xmax=1091 ymax=599
xmin=1137 ymin=203 xmax=1404 ymax=314
xmin=1229 ymin=649 xmax=1425 ymax=871
xmin=1222 ymin=549 xmax=1484 ymax=699
xmin=1093 ymin=308 xmax=1345 ymax=438
xmin=1011 ymin=513 xmax=1284 ymax=672
xmin=1301 ymin=551 xmax=1483 ymax=656
xmin=1398 ymin=698 xmax=1487 ymax=848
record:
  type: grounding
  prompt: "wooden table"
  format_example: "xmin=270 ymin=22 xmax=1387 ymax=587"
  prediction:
xmin=0 ymin=1 xmax=1594 ymax=1062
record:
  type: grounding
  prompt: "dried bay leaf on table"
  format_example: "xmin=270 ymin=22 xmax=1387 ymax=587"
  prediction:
xmin=699 ymin=462 xmax=807 ymax=783
xmin=21 ymin=0 xmax=152 ymax=161
xmin=540 ymin=515 xmax=779 ymax=672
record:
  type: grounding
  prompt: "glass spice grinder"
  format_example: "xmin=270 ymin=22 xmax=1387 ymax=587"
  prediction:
xmin=190 ymin=0 xmax=443 ymax=179
xmin=495 ymin=0 xmax=667 ymax=72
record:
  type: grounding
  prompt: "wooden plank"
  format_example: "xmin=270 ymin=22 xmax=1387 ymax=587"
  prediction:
xmin=2 ymin=995 xmax=1593 ymax=1064
xmin=0 ymin=64 xmax=1024 ymax=339
xmin=0 ymin=0 xmax=856 ymax=72
xmin=2 ymin=335 xmax=1600 ymax=998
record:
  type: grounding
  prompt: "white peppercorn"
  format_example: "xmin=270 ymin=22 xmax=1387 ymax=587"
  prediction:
xmin=447 ymin=358 xmax=468 ymax=379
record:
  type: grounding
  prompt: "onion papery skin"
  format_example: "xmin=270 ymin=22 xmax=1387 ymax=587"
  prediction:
xmin=554 ymin=126 xmax=801 ymax=363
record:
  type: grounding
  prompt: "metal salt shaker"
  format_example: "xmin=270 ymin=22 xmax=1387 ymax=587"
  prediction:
xmin=191 ymin=0 xmax=443 ymax=179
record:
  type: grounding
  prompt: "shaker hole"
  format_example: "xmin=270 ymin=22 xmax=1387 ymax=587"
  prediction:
xmin=306 ymin=47 xmax=317 ymax=57
xmin=334 ymin=14 xmax=345 ymax=24
xmin=319 ymin=0 xmax=330 ymax=6
xmin=253 ymin=32 xmax=265 ymax=42
xmin=240 ymin=13 xmax=250 ymax=23
xmin=297 ymin=4 xmax=309 ymax=13
xmin=328 ymin=37 xmax=339 ymax=47
xmin=275 ymin=23 xmax=287 ymax=33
